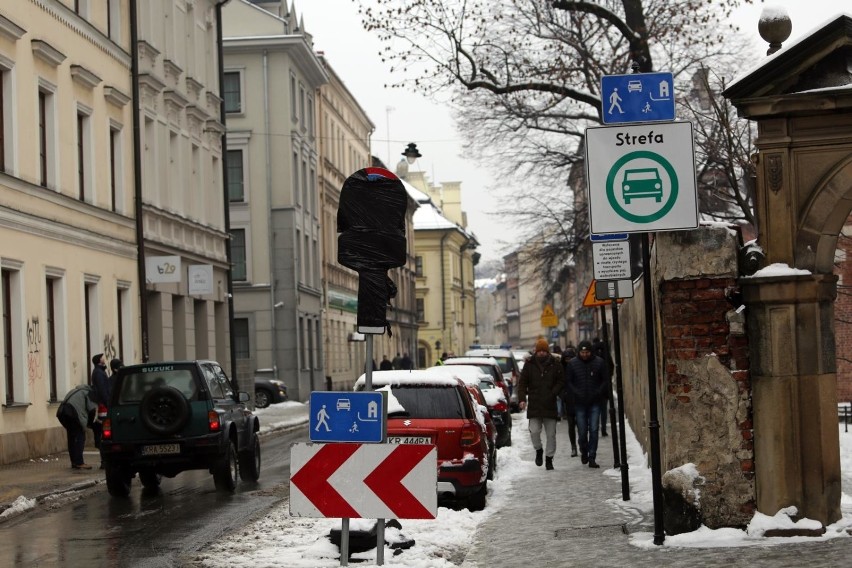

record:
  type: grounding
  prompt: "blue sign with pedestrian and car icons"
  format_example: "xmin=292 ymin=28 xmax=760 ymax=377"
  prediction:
xmin=601 ymin=72 xmax=675 ymax=125
xmin=309 ymin=391 xmax=387 ymax=443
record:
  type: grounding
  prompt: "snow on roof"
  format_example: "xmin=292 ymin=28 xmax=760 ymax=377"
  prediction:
xmin=400 ymin=178 xmax=430 ymax=203
xmin=729 ymin=12 xmax=852 ymax=89
xmin=354 ymin=369 xmax=461 ymax=387
xmin=743 ymin=262 xmax=812 ymax=278
xmin=413 ymin=201 xmax=459 ymax=230
xmin=427 ymin=365 xmax=493 ymax=384
xmin=444 ymin=356 xmax=501 ymax=367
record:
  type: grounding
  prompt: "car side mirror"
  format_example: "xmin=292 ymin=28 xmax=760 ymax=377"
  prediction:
xmin=238 ymin=391 xmax=250 ymax=403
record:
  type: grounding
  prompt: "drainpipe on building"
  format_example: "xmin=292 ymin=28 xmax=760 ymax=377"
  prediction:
xmin=440 ymin=232 xmax=448 ymax=352
xmin=129 ymin=0 xmax=149 ymax=362
xmin=215 ymin=0 xmax=238 ymax=389
xmin=263 ymin=50 xmax=278 ymax=381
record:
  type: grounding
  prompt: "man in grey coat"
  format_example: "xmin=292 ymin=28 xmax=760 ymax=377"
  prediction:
xmin=56 ymin=384 xmax=97 ymax=470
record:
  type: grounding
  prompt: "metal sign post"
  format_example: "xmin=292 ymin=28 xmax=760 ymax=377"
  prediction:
xmin=598 ymin=307 xmax=621 ymax=469
xmin=611 ymin=298 xmax=630 ymax=500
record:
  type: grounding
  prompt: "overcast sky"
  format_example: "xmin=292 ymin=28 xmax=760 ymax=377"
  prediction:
xmin=296 ymin=0 xmax=845 ymax=266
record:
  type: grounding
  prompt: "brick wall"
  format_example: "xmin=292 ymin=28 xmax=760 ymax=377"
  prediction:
xmin=660 ymin=277 xmax=755 ymax=526
xmin=834 ymin=228 xmax=852 ymax=403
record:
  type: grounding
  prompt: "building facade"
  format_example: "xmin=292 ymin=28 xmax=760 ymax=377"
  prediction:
xmin=401 ymin=168 xmax=477 ymax=367
xmin=316 ymin=55 xmax=372 ymax=388
xmin=0 ymin=0 xmax=138 ymax=463
xmin=136 ymin=0 xmax=233 ymax=373
xmin=222 ymin=0 xmax=327 ymax=401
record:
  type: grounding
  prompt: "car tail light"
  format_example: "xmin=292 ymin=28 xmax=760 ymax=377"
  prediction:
xmin=493 ymin=401 xmax=508 ymax=413
xmin=208 ymin=410 xmax=221 ymax=432
xmin=102 ymin=418 xmax=112 ymax=440
xmin=461 ymin=423 xmax=481 ymax=446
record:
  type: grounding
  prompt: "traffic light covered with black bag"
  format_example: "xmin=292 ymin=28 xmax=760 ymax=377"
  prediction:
xmin=337 ymin=167 xmax=408 ymax=334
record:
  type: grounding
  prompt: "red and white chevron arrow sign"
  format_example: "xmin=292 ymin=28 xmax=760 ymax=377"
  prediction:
xmin=290 ymin=443 xmax=437 ymax=519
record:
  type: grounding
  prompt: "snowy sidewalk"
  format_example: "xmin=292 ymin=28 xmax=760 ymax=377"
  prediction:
xmin=196 ymin=414 xmax=852 ymax=567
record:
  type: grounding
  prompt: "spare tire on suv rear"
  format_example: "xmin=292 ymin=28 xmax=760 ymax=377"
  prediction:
xmin=139 ymin=386 xmax=191 ymax=436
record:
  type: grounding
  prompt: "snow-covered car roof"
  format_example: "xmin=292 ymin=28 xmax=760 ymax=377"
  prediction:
xmin=443 ymin=356 xmax=501 ymax=367
xmin=427 ymin=365 xmax=492 ymax=382
xmin=354 ymin=369 xmax=461 ymax=388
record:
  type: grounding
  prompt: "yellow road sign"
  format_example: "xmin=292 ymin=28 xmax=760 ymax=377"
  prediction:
xmin=540 ymin=304 xmax=558 ymax=327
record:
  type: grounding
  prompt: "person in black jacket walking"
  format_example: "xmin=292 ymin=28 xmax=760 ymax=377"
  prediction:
xmin=517 ymin=338 xmax=565 ymax=470
xmin=560 ymin=345 xmax=579 ymax=457
xmin=564 ymin=340 xmax=609 ymax=468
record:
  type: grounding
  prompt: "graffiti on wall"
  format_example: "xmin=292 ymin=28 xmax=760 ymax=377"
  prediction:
xmin=27 ymin=316 xmax=42 ymax=386
xmin=103 ymin=333 xmax=117 ymax=362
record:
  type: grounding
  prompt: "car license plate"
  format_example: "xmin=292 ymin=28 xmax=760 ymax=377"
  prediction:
xmin=387 ymin=436 xmax=432 ymax=444
xmin=141 ymin=443 xmax=180 ymax=456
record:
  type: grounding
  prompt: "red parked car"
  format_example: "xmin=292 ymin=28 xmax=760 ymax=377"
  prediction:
xmin=355 ymin=370 xmax=490 ymax=511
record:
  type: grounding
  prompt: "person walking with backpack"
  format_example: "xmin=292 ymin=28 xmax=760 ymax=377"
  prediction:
xmin=564 ymin=340 xmax=609 ymax=469
xmin=56 ymin=384 xmax=98 ymax=470
xmin=517 ymin=338 xmax=565 ymax=470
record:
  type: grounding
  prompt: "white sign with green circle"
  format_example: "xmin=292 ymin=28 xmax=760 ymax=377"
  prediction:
xmin=585 ymin=121 xmax=698 ymax=234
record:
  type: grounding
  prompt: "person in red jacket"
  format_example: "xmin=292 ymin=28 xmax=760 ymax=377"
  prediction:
xmin=517 ymin=338 xmax=565 ymax=470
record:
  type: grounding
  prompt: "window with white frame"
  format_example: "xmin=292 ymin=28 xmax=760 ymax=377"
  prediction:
xmin=290 ymin=73 xmax=297 ymax=121
xmin=74 ymin=0 xmax=90 ymax=19
xmin=2 ymin=263 xmax=24 ymax=405
xmin=37 ymin=82 xmax=57 ymax=189
xmin=0 ymin=59 xmax=11 ymax=174
xmin=107 ymin=0 xmax=121 ymax=41
xmin=224 ymin=71 xmax=241 ymax=113
xmin=77 ymin=108 xmax=94 ymax=203
xmin=230 ymin=229 xmax=247 ymax=281
xmin=299 ymin=84 xmax=306 ymax=131
xmin=292 ymin=152 xmax=300 ymax=206
xmin=109 ymin=123 xmax=122 ymax=212
xmin=226 ymin=149 xmax=244 ymax=202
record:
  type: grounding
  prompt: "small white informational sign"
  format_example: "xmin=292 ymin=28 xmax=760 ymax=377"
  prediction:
xmin=593 ymin=241 xmax=631 ymax=281
xmin=188 ymin=265 xmax=214 ymax=295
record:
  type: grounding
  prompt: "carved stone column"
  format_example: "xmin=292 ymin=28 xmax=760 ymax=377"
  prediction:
xmin=742 ymin=274 xmax=841 ymax=524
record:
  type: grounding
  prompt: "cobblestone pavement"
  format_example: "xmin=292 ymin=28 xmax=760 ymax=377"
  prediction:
xmin=462 ymin=417 xmax=852 ymax=568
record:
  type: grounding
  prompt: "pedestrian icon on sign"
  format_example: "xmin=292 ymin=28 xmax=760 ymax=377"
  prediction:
xmin=608 ymin=88 xmax=624 ymax=115
xmin=315 ymin=404 xmax=331 ymax=432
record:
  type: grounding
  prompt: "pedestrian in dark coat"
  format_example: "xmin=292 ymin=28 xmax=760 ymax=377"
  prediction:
xmin=560 ymin=345 xmax=579 ymax=456
xmin=592 ymin=338 xmax=614 ymax=436
xmin=564 ymin=340 xmax=609 ymax=469
xmin=517 ymin=338 xmax=565 ymax=470
xmin=90 ymin=353 xmax=110 ymax=449
xmin=400 ymin=352 xmax=413 ymax=370
xmin=56 ymin=384 xmax=97 ymax=469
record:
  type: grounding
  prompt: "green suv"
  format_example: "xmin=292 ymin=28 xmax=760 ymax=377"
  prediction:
xmin=100 ymin=360 xmax=261 ymax=497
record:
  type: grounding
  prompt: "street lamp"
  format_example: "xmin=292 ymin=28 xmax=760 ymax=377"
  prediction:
xmin=402 ymin=143 xmax=422 ymax=164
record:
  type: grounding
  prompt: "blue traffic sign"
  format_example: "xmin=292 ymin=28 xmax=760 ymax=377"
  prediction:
xmin=601 ymin=72 xmax=675 ymax=124
xmin=309 ymin=391 xmax=387 ymax=443
xmin=590 ymin=233 xmax=629 ymax=242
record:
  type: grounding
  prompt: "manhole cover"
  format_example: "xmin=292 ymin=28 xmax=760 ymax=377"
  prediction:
xmin=554 ymin=524 xmax=627 ymax=540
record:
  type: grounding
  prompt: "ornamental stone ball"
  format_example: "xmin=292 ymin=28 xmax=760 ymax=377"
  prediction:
xmin=758 ymin=6 xmax=792 ymax=56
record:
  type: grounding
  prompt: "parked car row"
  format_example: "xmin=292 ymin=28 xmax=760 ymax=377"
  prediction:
xmin=354 ymin=365 xmax=516 ymax=512
xmin=462 ymin=348 xmax=523 ymax=412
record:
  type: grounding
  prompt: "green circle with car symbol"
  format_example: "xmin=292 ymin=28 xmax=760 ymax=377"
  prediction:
xmin=606 ymin=151 xmax=678 ymax=223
